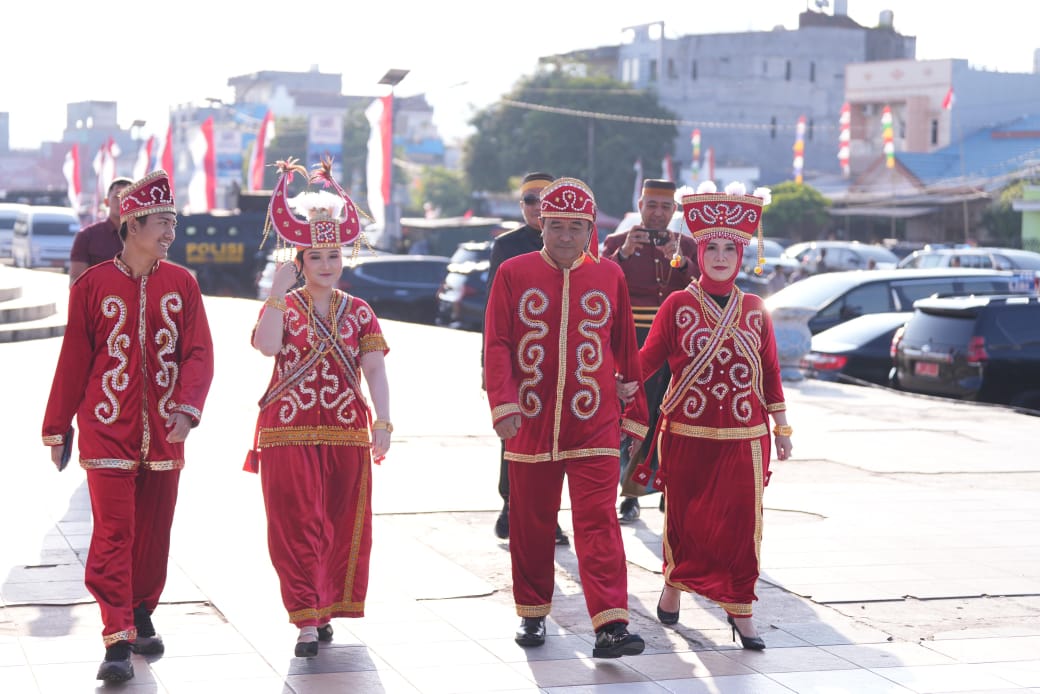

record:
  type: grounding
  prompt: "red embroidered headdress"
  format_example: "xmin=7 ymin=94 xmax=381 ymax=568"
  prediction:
xmin=540 ymin=177 xmax=596 ymax=224
xmin=264 ymin=157 xmax=363 ymax=250
xmin=119 ymin=170 xmax=176 ymax=223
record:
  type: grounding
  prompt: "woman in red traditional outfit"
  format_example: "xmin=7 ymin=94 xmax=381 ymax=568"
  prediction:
xmin=248 ymin=159 xmax=391 ymax=658
xmin=638 ymin=181 xmax=793 ymax=649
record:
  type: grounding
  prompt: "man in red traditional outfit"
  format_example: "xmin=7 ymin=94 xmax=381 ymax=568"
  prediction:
xmin=42 ymin=170 xmax=214 ymax=683
xmin=602 ymin=179 xmax=698 ymax=522
xmin=483 ymin=177 xmax=649 ymax=658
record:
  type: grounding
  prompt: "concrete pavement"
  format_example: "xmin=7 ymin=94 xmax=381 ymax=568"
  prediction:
xmin=1 ymin=267 xmax=1038 ymax=693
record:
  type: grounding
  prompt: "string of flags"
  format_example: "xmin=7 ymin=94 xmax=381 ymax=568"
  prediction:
xmin=792 ymin=116 xmax=806 ymax=184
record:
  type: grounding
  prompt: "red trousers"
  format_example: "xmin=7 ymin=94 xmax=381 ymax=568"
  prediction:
xmin=260 ymin=445 xmax=372 ymax=627
xmin=509 ymin=454 xmax=630 ymax=630
xmin=85 ymin=467 xmax=180 ymax=646
xmin=660 ymin=433 xmax=768 ymax=617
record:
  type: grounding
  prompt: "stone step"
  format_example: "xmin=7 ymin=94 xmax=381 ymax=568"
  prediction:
xmin=0 ymin=311 xmax=66 ymax=343
xmin=0 ymin=295 xmax=57 ymax=324
xmin=0 ymin=285 xmax=22 ymax=302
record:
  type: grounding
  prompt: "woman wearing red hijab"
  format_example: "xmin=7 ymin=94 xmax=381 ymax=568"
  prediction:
xmin=636 ymin=181 xmax=793 ymax=649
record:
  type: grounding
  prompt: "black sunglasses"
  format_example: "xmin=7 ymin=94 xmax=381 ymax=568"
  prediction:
xmin=522 ymin=196 xmax=540 ymax=205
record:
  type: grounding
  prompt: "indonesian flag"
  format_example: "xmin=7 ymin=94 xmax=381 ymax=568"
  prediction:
xmin=160 ymin=121 xmax=175 ymax=186
xmin=661 ymin=153 xmax=674 ymax=182
xmin=632 ymin=158 xmax=643 ymax=211
xmin=365 ymin=95 xmax=393 ymax=228
xmin=132 ymin=135 xmax=157 ymax=180
xmin=248 ymin=109 xmax=275 ymax=191
xmin=187 ymin=116 xmax=216 ymax=212
xmin=92 ymin=138 xmax=121 ymax=219
xmin=942 ymin=86 xmax=955 ymax=111
xmin=63 ymin=144 xmax=81 ymax=210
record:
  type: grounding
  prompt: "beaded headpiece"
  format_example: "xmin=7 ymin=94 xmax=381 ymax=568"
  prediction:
xmin=681 ymin=181 xmax=772 ymax=274
xmin=262 ymin=157 xmax=367 ymax=255
xmin=119 ymin=170 xmax=176 ymax=223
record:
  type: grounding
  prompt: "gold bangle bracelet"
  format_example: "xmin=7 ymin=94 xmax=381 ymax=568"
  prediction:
xmin=772 ymin=424 xmax=793 ymax=437
xmin=265 ymin=296 xmax=287 ymax=312
xmin=371 ymin=420 xmax=393 ymax=434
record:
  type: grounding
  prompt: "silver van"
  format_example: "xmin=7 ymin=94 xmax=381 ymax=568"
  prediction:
xmin=10 ymin=206 xmax=81 ymax=271
xmin=0 ymin=202 xmax=29 ymax=258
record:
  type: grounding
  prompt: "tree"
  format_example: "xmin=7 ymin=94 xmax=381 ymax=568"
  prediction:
xmin=411 ymin=166 xmax=471 ymax=217
xmin=762 ymin=181 xmax=831 ymax=242
xmin=463 ymin=71 xmax=678 ymax=218
xmin=981 ymin=181 xmax=1025 ymax=247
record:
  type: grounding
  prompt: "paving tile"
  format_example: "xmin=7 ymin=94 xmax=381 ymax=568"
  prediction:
xmin=161 ymin=677 xmax=288 ymax=694
xmin=157 ymin=627 xmax=258 ymax=657
xmin=148 ymin=652 xmax=279 ymax=685
xmin=655 ymin=674 xmax=796 ymax=693
xmin=371 ymin=638 xmax=502 ymax=670
xmin=768 ymin=668 xmax=917 ymax=693
xmin=285 ymin=669 xmax=421 ymax=693
xmin=282 ymin=644 xmax=388 ymax=675
xmin=345 ymin=618 xmax=469 ymax=647
xmin=32 ymin=658 xmax=165 ymax=693
xmin=399 ymin=662 xmax=544 ymax=693
xmin=980 ymin=659 xmax=1040 ymax=687
xmin=508 ymin=657 xmax=649 ymax=688
xmin=922 ymin=636 xmax=1040 ymax=664
xmin=479 ymin=634 xmax=603 ymax=662
xmin=622 ymin=649 xmax=756 ymax=680
xmin=0 ymin=665 xmax=39 ymax=693
xmin=778 ymin=620 xmax=894 ymax=647
xmin=720 ymin=645 xmax=861 ymax=674
xmin=0 ymin=580 xmax=90 ymax=605
xmin=868 ymin=663 xmax=1021 ymax=692
xmin=0 ymin=642 xmax=26 ymax=667
xmin=822 ymin=642 xmax=958 ymax=668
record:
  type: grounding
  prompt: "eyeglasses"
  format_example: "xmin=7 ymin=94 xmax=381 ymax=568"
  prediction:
xmin=522 ymin=196 xmax=540 ymax=205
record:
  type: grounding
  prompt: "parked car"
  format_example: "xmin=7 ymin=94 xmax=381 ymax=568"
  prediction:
xmin=436 ymin=241 xmax=491 ymax=331
xmin=0 ymin=202 xmax=30 ymax=258
xmin=765 ymin=268 xmax=1020 ymax=334
xmin=800 ymin=312 xmax=911 ymax=385
xmin=783 ymin=240 xmax=899 ymax=273
xmin=896 ymin=246 xmax=1040 ymax=272
xmin=890 ymin=294 xmax=1040 ymax=410
xmin=10 ymin=205 xmax=81 ymax=270
xmin=257 ymin=253 xmax=450 ymax=324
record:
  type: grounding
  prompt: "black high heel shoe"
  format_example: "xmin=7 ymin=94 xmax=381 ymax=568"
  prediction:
xmin=727 ymin=615 xmax=765 ymax=650
xmin=656 ymin=588 xmax=679 ymax=625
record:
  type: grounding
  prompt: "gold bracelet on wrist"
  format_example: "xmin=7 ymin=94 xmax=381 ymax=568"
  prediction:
xmin=265 ymin=296 xmax=287 ymax=312
xmin=372 ymin=420 xmax=393 ymax=434
xmin=772 ymin=424 xmax=793 ymax=437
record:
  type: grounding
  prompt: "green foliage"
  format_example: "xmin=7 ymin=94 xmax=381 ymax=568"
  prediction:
xmin=412 ymin=167 xmax=472 ymax=217
xmin=463 ymin=72 xmax=678 ymax=218
xmin=982 ymin=180 xmax=1024 ymax=247
xmin=761 ymin=181 xmax=831 ymax=240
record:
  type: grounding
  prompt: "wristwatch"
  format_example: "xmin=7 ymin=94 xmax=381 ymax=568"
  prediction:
xmin=372 ymin=420 xmax=393 ymax=434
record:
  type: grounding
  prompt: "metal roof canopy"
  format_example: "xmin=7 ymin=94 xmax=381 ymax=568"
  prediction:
xmin=829 ymin=206 xmax=938 ymax=219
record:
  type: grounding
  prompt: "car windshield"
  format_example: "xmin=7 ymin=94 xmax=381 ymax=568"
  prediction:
xmin=33 ymin=217 xmax=79 ymax=235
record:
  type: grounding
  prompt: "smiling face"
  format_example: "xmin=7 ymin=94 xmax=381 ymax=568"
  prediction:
xmin=125 ymin=212 xmax=177 ymax=262
xmin=701 ymin=238 xmax=740 ymax=283
xmin=300 ymin=247 xmax=344 ymax=291
xmin=639 ymin=191 xmax=677 ymax=232
xmin=541 ymin=217 xmax=591 ymax=267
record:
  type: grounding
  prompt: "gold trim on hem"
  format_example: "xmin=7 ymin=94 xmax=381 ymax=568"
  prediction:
xmin=666 ymin=422 xmax=768 ymax=440
xmin=591 ymin=608 xmax=629 ymax=630
xmin=516 ymin=603 xmax=552 ymax=618
xmin=492 ymin=403 xmax=521 ymax=422
xmin=360 ymin=334 xmax=388 ymax=354
xmin=288 ymin=601 xmax=366 ymax=625
xmin=259 ymin=426 xmax=370 ymax=447
xmin=504 ymin=447 xmax=620 ymax=463
xmin=717 ymin=601 xmax=753 ymax=617
xmin=103 ymin=628 xmax=137 ymax=646
xmin=621 ymin=420 xmax=648 ymax=440
xmin=42 ymin=434 xmax=65 ymax=446
xmin=81 ymin=458 xmax=184 ymax=471
xmin=766 ymin=402 xmax=787 ymax=412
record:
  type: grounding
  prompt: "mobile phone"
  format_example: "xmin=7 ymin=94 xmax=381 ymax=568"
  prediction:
xmin=649 ymin=230 xmax=671 ymax=246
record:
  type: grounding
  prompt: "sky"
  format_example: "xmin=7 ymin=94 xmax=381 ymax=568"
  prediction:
xmin=3 ymin=0 xmax=1038 ymax=150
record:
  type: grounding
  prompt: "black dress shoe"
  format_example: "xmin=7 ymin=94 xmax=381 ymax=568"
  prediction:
xmin=618 ymin=497 xmax=641 ymax=524
xmin=294 ymin=640 xmax=319 ymax=658
xmin=131 ymin=605 xmax=165 ymax=655
xmin=592 ymin=623 xmax=645 ymax=658
xmin=514 ymin=617 xmax=546 ymax=647
xmin=97 ymin=641 xmax=134 ymax=682
xmin=727 ymin=615 xmax=766 ymax=650
xmin=317 ymin=624 xmax=334 ymax=642
xmin=656 ymin=588 xmax=679 ymax=625
xmin=495 ymin=503 xmax=509 ymax=539
xmin=554 ymin=524 xmax=570 ymax=546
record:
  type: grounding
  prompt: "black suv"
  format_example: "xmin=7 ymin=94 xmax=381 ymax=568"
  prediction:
xmin=435 ymin=241 xmax=492 ymax=331
xmin=890 ymin=294 xmax=1040 ymax=410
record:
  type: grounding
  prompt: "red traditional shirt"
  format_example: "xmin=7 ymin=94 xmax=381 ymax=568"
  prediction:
xmin=255 ymin=288 xmax=388 ymax=450
xmin=484 ymin=250 xmax=649 ymax=463
xmin=640 ymin=282 xmax=785 ymax=440
xmin=42 ymin=257 xmax=214 ymax=470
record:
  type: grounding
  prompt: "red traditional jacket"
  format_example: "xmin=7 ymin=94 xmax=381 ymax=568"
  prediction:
xmin=484 ymin=250 xmax=649 ymax=463
xmin=42 ymin=258 xmax=214 ymax=470
xmin=255 ymin=288 xmax=388 ymax=450
xmin=640 ymin=282 xmax=785 ymax=440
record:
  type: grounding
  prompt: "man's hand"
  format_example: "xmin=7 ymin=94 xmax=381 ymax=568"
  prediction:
xmin=494 ymin=414 xmax=522 ymax=440
xmin=616 ymin=378 xmax=638 ymax=405
xmin=50 ymin=446 xmax=64 ymax=470
xmin=620 ymin=227 xmax=650 ymax=258
xmin=165 ymin=412 xmax=192 ymax=443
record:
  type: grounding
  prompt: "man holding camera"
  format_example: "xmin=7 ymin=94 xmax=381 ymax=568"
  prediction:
xmin=602 ymin=178 xmax=698 ymax=522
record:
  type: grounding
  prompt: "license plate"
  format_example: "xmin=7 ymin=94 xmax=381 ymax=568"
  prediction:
xmin=914 ymin=361 xmax=939 ymax=377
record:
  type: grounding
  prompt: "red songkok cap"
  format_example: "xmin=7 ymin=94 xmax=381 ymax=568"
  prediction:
xmin=119 ymin=170 xmax=176 ymax=223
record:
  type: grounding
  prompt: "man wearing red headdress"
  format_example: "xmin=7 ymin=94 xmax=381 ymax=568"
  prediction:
xmin=484 ymin=177 xmax=648 ymax=658
xmin=42 ymin=170 xmax=214 ymax=683
xmin=638 ymin=181 xmax=793 ymax=650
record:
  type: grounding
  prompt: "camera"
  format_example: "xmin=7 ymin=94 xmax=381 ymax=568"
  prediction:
xmin=648 ymin=229 xmax=671 ymax=247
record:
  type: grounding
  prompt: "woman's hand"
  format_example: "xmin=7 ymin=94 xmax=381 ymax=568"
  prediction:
xmin=270 ymin=262 xmax=299 ymax=298
xmin=774 ymin=434 xmax=792 ymax=461
xmin=371 ymin=428 xmax=390 ymax=463
xmin=617 ymin=377 xmax=638 ymax=405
